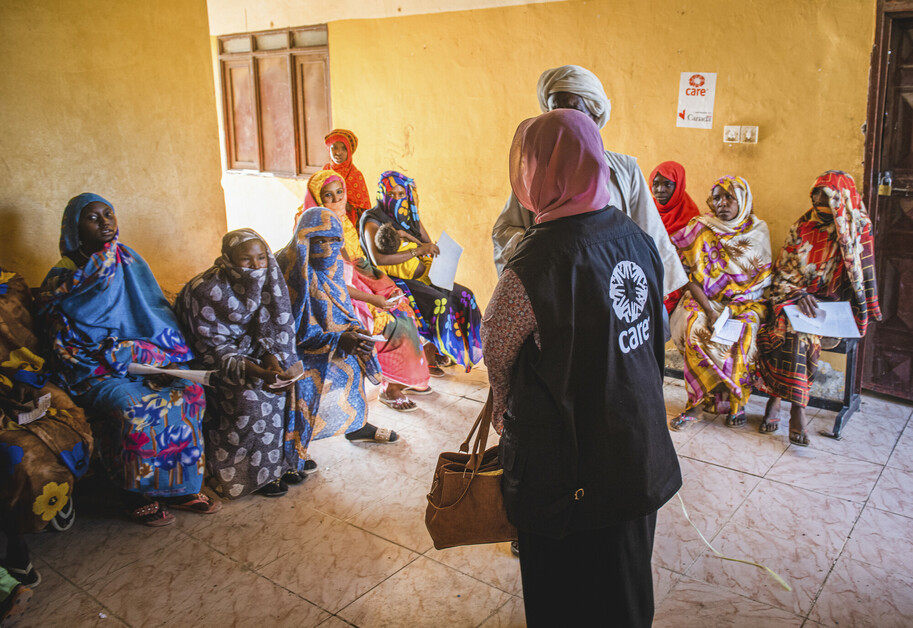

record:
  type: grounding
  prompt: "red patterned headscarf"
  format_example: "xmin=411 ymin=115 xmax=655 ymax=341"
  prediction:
xmin=323 ymin=129 xmax=371 ymax=225
xmin=812 ymin=171 xmax=881 ymax=330
xmin=649 ymin=161 xmax=700 ymax=237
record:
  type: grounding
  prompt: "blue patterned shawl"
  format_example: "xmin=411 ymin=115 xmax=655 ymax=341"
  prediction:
xmin=276 ymin=208 xmax=381 ymax=437
xmin=37 ymin=193 xmax=193 ymax=395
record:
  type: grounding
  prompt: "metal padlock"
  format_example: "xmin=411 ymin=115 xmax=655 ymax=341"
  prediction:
xmin=879 ymin=171 xmax=893 ymax=196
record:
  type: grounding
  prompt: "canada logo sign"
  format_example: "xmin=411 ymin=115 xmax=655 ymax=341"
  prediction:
xmin=676 ymin=71 xmax=717 ymax=130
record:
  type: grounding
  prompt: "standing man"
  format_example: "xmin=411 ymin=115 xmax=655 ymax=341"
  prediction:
xmin=492 ymin=65 xmax=688 ymax=301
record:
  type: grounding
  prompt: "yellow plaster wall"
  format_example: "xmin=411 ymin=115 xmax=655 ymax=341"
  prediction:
xmin=0 ymin=0 xmax=226 ymax=292
xmin=214 ymin=0 xmax=875 ymax=307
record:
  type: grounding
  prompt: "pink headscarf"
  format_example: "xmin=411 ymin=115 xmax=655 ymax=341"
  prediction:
xmin=509 ymin=108 xmax=612 ymax=224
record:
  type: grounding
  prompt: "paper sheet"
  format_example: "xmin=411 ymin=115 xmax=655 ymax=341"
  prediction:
xmin=428 ymin=230 xmax=463 ymax=291
xmin=269 ymin=361 xmax=304 ymax=390
xmin=355 ymin=332 xmax=388 ymax=343
xmin=127 ymin=363 xmax=213 ymax=386
xmin=710 ymin=307 xmax=744 ymax=346
xmin=17 ymin=393 xmax=51 ymax=425
xmin=784 ymin=302 xmax=861 ymax=338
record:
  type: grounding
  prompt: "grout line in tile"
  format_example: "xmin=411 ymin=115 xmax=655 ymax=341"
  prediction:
xmin=30 ymin=556 xmax=134 ymax=628
xmin=420 ymin=549 xmax=520 ymax=598
xmin=474 ymin=593 xmax=523 ymax=628
xmin=174 ymin=524 xmax=335 ymax=618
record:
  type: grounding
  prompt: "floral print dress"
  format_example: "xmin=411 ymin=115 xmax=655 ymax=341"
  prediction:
xmin=0 ymin=269 xmax=93 ymax=532
xmin=38 ymin=194 xmax=205 ymax=497
xmin=670 ymin=176 xmax=772 ymax=415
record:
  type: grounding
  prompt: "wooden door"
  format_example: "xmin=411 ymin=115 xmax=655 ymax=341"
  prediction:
xmin=863 ymin=11 xmax=913 ymax=400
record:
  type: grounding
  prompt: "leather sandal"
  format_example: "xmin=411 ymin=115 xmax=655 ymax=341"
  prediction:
xmin=0 ymin=583 xmax=32 ymax=625
xmin=725 ymin=411 xmax=747 ymax=428
xmin=166 ymin=493 xmax=221 ymax=514
xmin=131 ymin=501 xmax=175 ymax=527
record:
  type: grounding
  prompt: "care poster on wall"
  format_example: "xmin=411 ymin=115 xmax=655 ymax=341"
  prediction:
xmin=676 ymin=72 xmax=717 ymax=129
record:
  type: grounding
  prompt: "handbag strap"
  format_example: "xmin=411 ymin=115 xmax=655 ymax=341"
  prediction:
xmin=427 ymin=388 xmax=495 ymax=511
xmin=463 ymin=389 xmax=493 ymax=472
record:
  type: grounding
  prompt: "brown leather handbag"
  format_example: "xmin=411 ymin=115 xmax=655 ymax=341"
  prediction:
xmin=424 ymin=389 xmax=518 ymax=550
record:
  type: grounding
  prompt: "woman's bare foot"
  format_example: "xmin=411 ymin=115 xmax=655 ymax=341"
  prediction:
xmin=760 ymin=397 xmax=782 ymax=434
xmin=788 ymin=403 xmax=810 ymax=447
xmin=379 ymin=383 xmax=417 ymax=412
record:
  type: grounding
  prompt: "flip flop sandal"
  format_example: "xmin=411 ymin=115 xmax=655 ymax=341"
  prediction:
xmin=1 ymin=561 xmax=40 ymax=588
xmin=670 ymin=413 xmax=697 ymax=432
xmin=0 ymin=583 xmax=32 ymax=625
xmin=405 ymin=385 xmax=433 ymax=395
xmin=347 ymin=425 xmax=399 ymax=443
xmin=131 ymin=501 xmax=175 ymax=527
xmin=759 ymin=416 xmax=781 ymax=434
xmin=167 ymin=493 xmax=222 ymax=514
xmin=281 ymin=470 xmax=306 ymax=485
xmin=435 ymin=355 xmax=455 ymax=368
xmin=789 ymin=429 xmax=811 ymax=447
xmin=379 ymin=395 xmax=418 ymax=413
xmin=50 ymin=497 xmax=76 ymax=532
xmin=302 ymin=458 xmax=319 ymax=474
xmin=725 ymin=412 xmax=747 ymax=428
xmin=428 ymin=366 xmax=446 ymax=378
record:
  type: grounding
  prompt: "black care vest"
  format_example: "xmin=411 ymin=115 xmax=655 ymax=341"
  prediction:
xmin=499 ymin=207 xmax=682 ymax=538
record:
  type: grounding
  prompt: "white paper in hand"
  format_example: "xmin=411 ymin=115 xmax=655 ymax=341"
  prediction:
xmin=783 ymin=302 xmax=860 ymax=338
xmin=428 ymin=231 xmax=463 ymax=291
xmin=710 ymin=307 xmax=744 ymax=346
xmin=354 ymin=332 xmax=388 ymax=343
xmin=269 ymin=361 xmax=304 ymax=389
xmin=126 ymin=363 xmax=213 ymax=386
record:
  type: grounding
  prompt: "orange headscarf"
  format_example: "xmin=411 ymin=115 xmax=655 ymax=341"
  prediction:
xmin=323 ymin=129 xmax=371 ymax=225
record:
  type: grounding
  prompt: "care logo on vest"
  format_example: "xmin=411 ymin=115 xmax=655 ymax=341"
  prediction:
xmin=609 ymin=260 xmax=650 ymax=354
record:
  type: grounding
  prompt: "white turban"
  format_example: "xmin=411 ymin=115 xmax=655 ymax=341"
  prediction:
xmin=536 ymin=65 xmax=612 ymax=129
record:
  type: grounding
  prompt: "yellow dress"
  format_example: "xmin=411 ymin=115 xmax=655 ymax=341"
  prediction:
xmin=378 ymin=241 xmax=432 ymax=285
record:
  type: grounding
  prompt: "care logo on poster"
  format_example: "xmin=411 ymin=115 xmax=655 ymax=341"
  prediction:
xmin=676 ymin=72 xmax=717 ymax=129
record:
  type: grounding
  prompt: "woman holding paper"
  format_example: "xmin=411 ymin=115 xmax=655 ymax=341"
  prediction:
xmin=277 ymin=207 xmax=398 ymax=443
xmin=175 ymin=229 xmax=312 ymax=498
xmin=757 ymin=172 xmax=881 ymax=446
xmin=37 ymin=193 xmax=219 ymax=526
xmin=359 ymin=171 xmax=483 ymax=371
xmin=303 ymin=171 xmax=431 ymax=412
xmin=669 ymin=176 xmax=772 ymax=431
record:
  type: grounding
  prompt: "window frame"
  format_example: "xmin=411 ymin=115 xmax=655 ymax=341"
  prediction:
xmin=218 ymin=26 xmax=332 ymax=178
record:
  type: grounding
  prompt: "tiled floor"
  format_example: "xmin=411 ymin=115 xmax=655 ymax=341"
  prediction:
xmin=14 ymin=366 xmax=913 ymax=627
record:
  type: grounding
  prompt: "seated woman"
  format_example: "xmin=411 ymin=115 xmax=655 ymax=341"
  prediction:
xmin=175 ymin=229 xmax=311 ymax=498
xmin=307 ymin=171 xmax=432 ymax=412
xmin=37 ymin=193 xmax=219 ymax=526
xmin=323 ymin=129 xmax=373 ymax=227
xmin=359 ymin=171 xmax=483 ymax=371
xmin=757 ymin=171 xmax=881 ymax=446
xmin=374 ymin=223 xmax=431 ymax=284
xmin=277 ymin=207 xmax=398 ymax=443
xmin=650 ymin=161 xmax=700 ymax=314
xmin=1 ymin=268 xmax=94 ymax=588
xmin=669 ymin=176 xmax=772 ymax=431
